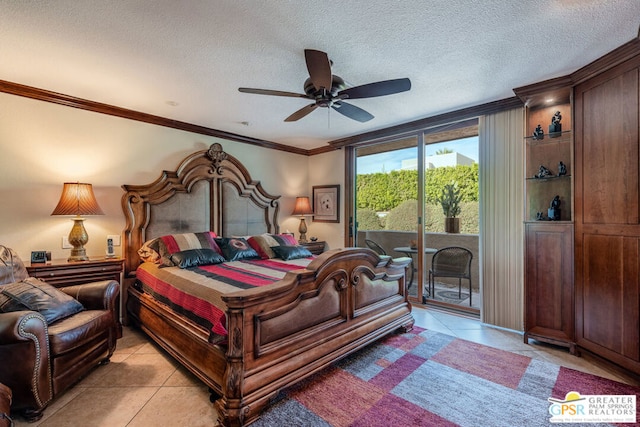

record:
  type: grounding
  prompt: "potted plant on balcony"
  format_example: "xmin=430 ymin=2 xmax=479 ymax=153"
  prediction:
xmin=437 ymin=182 xmax=462 ymax=233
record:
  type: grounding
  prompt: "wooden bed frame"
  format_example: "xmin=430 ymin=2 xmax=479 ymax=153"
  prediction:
xmin=121 ymin=143 xmax=413 ymax=426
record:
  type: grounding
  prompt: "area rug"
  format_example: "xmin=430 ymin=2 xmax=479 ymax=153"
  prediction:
xmin=410 ymin=282 xmax=479 ymax=309
xmin=252 ymin=327 xmax=640 ymax=427
xmin=433 ymin=289 xmax=469 ymax=303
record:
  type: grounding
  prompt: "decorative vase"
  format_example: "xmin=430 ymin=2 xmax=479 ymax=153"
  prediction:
xmin=444 ymin=217 xmax=460 ymax=233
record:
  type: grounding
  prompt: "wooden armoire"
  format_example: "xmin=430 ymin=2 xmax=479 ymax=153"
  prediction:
xmin=574 ymin=38 xmax=640 ymax=374
xmin=518 ymin=36 xmax=640 ymax=374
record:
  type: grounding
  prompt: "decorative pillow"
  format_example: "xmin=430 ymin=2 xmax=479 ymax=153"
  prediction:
xmin=247 ymin=233 xmax=298 ymax=259
xmin=0 ymin=245 xmax=28 ymax=285
xmin=0 ymin=277 xmax=84 ymax=324
xmin=271 ymin=245 xmax=313 ymax=261
xmin=169 ymin=249 xmax=226 ymax=269
xmin=216 ymin=238 xmax=260 ymax=262
xmin=139 ymin=232 xmax=221 ymax=266
xmin=138 ymin=240 xmax=162 ymax=264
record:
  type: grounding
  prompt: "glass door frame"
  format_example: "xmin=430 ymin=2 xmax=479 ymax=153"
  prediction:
xmin=345 ymin=132 xmax=427 ymax=303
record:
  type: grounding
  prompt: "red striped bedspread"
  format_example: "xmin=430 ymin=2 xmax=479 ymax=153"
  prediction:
xmin=135 ymin=257 xmax=313 ymax=344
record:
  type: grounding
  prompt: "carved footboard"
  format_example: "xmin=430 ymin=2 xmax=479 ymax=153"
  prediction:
xmin=217 ymin=248 xmax=413 ymax=426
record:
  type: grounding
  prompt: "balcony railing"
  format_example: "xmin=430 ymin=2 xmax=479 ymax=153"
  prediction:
xmin=356 ymin=230 xmax=479 ymax=308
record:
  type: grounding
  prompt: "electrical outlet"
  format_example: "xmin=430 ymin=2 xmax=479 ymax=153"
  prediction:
xmin=61 ymin=236 xmax=72 ymax=249
xmin=107 ymin=234 xmax=121 ymax=246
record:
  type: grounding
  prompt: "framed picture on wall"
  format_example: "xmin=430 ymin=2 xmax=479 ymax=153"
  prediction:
xmin=312 ymin=185 xmax=340 ymax=223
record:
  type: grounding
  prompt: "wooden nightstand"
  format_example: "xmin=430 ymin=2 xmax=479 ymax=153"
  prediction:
xmin=300 ymin=241 xmax=326 ymax=255
xmin=27 ymin=257 xmax=125 ymax=288
xmin=27 ymin=258 xmax=125 ymax=329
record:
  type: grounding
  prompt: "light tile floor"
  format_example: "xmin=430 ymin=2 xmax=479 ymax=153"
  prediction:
xmin=12 ymin=307 xmax=639 ymax=426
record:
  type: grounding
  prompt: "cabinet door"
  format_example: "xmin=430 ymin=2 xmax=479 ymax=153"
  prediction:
xmin=577 ymin=68 xmax=639 ymax=224
xmin=575 ymin=56 xmax=640 ymax=371
xmin=524 ymin=223 xmax=574 ymax=349
xmin=576 ymin=235 xmax=639 ymax=362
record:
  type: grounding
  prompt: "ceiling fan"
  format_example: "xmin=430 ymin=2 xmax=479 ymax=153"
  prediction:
xmin=238 ymin=49 xmax=411 ymax=123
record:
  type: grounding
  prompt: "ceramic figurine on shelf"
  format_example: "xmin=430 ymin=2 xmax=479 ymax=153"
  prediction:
xmin=549 ymin=111 xmax=562 ymax=137
xmin=533 ymin=124 xmax=544 ymax=140
xmin=536 ymin=212 xmax=545 ymax=221
xmin=534 ymin=164 xmax=553 ymax=179
xmin=558 ymin=161 xmax=567 ymax=176
xmin=548 ymin=195 xmax=561 ymax=220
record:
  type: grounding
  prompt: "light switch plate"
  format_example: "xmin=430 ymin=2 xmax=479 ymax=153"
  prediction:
xmin=62 ymin=236 xmax=72 ymax=249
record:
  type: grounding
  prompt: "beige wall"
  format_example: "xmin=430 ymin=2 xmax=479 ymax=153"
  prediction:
xmin=0 ymin=92 xmax=344 ymax=261
xmin=306 ymin=150 xmax=345 ymax=250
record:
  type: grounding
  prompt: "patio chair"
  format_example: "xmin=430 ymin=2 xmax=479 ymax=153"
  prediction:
xmin=365 ymin=239 xmax=387 ymax=256
xmin=426 ymin=246 xmax=473 ymax=306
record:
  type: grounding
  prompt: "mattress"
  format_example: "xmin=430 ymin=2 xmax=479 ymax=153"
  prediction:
xmin=135 ymin=257 xmax=313 ymax=344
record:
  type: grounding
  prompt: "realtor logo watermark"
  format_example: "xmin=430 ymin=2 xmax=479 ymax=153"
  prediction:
xmin=548 ymin=391 xmax=636 ymax=423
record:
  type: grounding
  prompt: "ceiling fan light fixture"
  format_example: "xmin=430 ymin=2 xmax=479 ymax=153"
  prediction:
xmin=238 ymin=49 xmax=411 ymax=123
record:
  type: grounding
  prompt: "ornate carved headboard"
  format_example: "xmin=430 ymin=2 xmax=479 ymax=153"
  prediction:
xmin=121 ymin=143 xmax=280 ymax=277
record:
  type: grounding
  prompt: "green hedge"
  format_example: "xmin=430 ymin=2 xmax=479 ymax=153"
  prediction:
xmin=426 ymin=201 xmax=479 ymax=234
xmin=357 ymin=201 xmax=479 ymax=234
xmin=425 ymin=163 xmax=478 ymax=203
xmin=356 ymin=207 xmax=384 ymax=230
xmin=385 ymin=200 xmax=418 ymax=231
xmin=356 ymin=163 xmax=479 ymax=234
xmin=357 ymin=163 xmax=478 ymax=212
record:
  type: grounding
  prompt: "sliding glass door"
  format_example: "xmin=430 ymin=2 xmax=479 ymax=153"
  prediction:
xmin=350 ymin=122 xmax=480 ymax=315
xmin=422 ymin=134 xmax=479 ymax=314
xmin=354 ymin=136 xmax=422 ymax=297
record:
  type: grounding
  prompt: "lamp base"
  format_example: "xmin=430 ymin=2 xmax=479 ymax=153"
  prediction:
xmin=68 ymin=248 xmax=89 ymax=262
xmin=67 ymin=217 xmax=90 ymax=262
xmin=298 ymin=217 xmax=309 ymax=244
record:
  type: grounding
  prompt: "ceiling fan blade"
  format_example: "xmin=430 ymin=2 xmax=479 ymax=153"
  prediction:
xmin=338 ymin=78 xmax=411 ymax=99
xmin=238 ymin=87 xmax=308 ymax=98
xmin=284 ymin=103 xmax=318 ymax=122
xmin=304 ymin=49 xmax=332 ymax=91
xmin=332 ymin=101 xmax=374 ymax=122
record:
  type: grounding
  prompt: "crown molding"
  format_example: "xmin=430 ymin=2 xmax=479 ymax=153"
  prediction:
xmin=0 ymin=79 xmax=310 ymax=156
xmin=328 ymin=97 xmax=522 ymax=148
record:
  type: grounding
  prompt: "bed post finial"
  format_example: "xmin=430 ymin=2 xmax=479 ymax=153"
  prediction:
xmin=206 ymin=143 xmax=228 ymax=169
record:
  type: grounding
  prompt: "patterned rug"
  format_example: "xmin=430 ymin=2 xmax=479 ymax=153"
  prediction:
xmin=409 ymin=282 xmax=480 ymax=310
xmin=253 ymin=327 xmax=640 ymax=427
xmin=433 ymin=289 xmax=469 ymax=303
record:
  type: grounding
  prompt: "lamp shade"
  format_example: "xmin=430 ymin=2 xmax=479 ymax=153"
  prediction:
xmin=291 ymin=196 xmax=313 ymax=216
xmin=51 ymin=183 xmax=104 ymax=216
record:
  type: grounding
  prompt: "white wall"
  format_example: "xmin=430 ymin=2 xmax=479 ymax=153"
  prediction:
xmin=0 ymin=92 xmax=345 ymax=261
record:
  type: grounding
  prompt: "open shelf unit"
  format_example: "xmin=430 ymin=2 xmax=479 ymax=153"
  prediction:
xmin=515 ymin=80 xmax=575 ymax=353
xmin=524 ymin=101 xmax=572 ymax=223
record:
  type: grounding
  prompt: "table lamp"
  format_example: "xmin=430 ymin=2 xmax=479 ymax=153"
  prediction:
xmin=51 ymin=182 xmax=104 ymax=262
xmin=291 ymin=196 xmax=313 ymax=243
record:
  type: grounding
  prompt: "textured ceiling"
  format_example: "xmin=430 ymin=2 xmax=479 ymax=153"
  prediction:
xmin=2 ymin=1 xmax=639 ymax=150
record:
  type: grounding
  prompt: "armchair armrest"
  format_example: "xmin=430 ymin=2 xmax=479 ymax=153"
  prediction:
xmin=0 ymin=310 xmax=47 ymax=344
xmin=59 ymin=280 xmax=119 ymax=311
xmin=0 ymin=311 xmax=52 ymax=411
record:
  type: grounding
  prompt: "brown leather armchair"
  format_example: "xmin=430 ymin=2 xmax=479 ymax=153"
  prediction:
xmin=0 ymin=383 xmax=11 ymax=427
xmin=0 ymin=247 xmax=119 ymax=421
